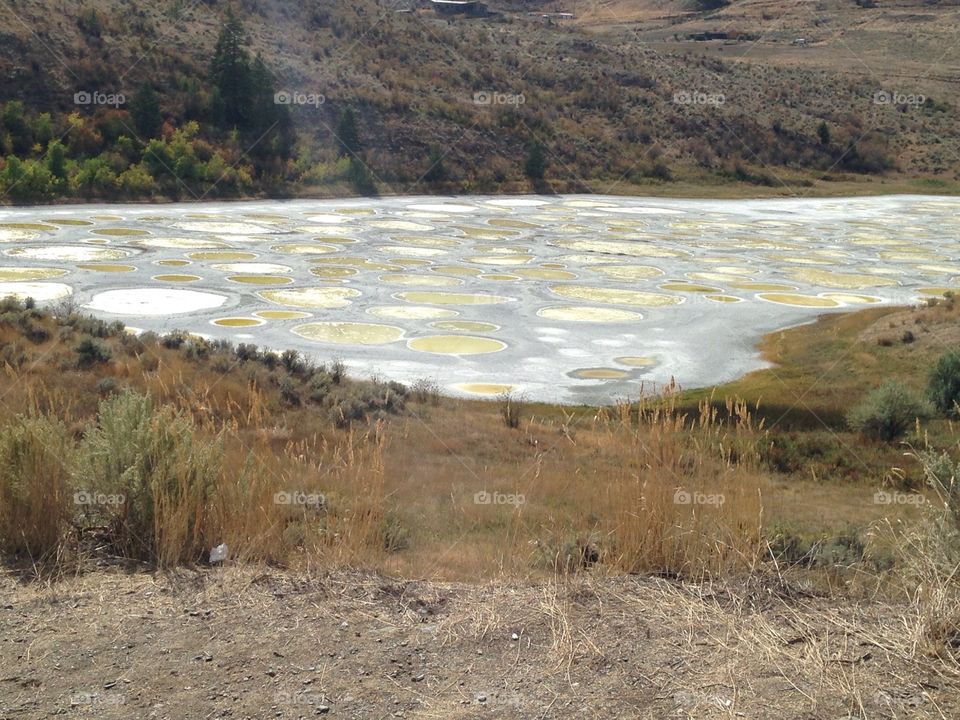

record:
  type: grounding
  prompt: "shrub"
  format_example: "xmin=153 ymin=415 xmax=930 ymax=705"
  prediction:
xmin=279 ymin=377 xmax=301 ymax=406
xmin=235 ymin=343 xmax=260 ymax=362
xmin=0 ymin=414 xmax=75 ymax=561
xmin=161 ymin=330 xmax=190 ymax=349
xmin=309 ymin=372 xmax=334 ymax=403
xmin=281 ymin=349 xmax=305 ymax=375
xmin=76 ymin=391 xmax=223 ymax=567
xmin=410 ymin=378 xmax=441 ymax=406
xmin=929 ymin=351 xmax=960 ymax=417
xmin=499 ymin=392 xmax=521 ymax=429
xmin=20 ymin=318 xmax=50 ymax=344
xmin=846 ymin=381 xmax=930 ymax=441
xmin=74 ymin=337 xmax=112 ymax=367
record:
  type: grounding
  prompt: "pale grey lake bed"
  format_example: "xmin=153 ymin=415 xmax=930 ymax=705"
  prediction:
xmin=1 ymin=194 xmax=957 ymax=403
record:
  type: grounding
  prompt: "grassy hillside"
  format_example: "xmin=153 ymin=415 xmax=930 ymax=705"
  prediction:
xmin=0 ymin=0 xmax=958 ymax=203
xmin=1 ymin=294 xmax=959 ymax=582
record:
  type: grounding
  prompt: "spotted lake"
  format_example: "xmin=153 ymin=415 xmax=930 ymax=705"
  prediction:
xmin=0 ymin=194 xmax=955 ymax=403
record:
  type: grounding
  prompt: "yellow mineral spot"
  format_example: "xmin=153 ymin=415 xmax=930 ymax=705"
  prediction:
xmin=213 ymin=317 xmax=264 ymax=327
xmin=43 ymin=219 xmax=93 ymax=226
xmin=615 ymin=356 xmax=656 ymax=367
xmin=408 ymin=335 xmax=507 ymax=355
xmin=558 ymin=239 xmax=688 ymax=258
xmin=92 ymin=228 xmax=151 ymax=237
xmin=379 ymin=273 xmax=463 ymax=287
xmin=77 ymin=264 xmax=135 ymax=273
xmin=271 ymin=243 xmax=338 ymax=254
xmin=455 ymin=383 xmax=516 ymax=395
xmin=227 ymin=275 xmax=294 ymax=285
xmin=757 ymin=293 xmax=841 ymax=307
xmin=549 ymin=285 xmax=681 ymax=307
xmin=255 ymin=310 xmax=312 ymax=320
xmin=309 ymin=266 xmax=359 ymax=279
xmin=659 ymin=283 xmax=719 ymax=293
xmin=395 ymin=291 xmax=512 ymax=306
xmin=592 ymin=265 xmax=665 ymax=280
xmin=785 ymin=268 xmax=898 ymax=289
xmin=153 ymin=274 xmax=200 ymax=282
xmin=513 ymin=268 xmax=577 ymax=280
xmin=293 ymin=322 xmax=405 ymax=345
xmin=0 ymin=267 xmax=68 ymax=281
xmin=569 ymin=368 xmax=630 ymax=380
xmin=430 ymin=320 xmax=499 ymax=332
xmin=821 ymin=293 xmax=883 ymax=304
xmin=431 ymin=266 xmax=483 ymax=277
xmin=260 ymin=287 xmax=359 ymax=308
xmin=729 ymin=282 xmax=798 ymax=292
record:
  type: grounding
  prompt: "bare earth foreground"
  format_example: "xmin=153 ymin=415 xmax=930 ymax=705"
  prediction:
xmin=2 ymin=568 xmax=958 ymax=719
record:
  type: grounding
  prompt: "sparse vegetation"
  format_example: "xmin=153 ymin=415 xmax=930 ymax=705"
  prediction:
xmin=0 ymin=0 xmax=955 ymax=205
xmin=929 ymin=350 xmax=960 ymax=417
xmin=846 ymin=381 xmax=931 ymax=441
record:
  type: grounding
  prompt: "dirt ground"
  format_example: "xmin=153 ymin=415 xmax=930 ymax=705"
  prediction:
xmin=2 ymin=567 xmax=958 ymax=719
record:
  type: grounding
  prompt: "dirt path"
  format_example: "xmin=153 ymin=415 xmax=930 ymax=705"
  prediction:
xmin=2 ymin=568 xmax=957 ymax=719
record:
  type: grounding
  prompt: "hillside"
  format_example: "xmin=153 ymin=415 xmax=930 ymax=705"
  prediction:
xmin=0 ymin=0 xmax=958 ymax=202
xmin=1 ymin=290 xmax=960 ymax=715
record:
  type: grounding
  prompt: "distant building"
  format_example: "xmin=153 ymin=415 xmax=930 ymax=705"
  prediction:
xmin=529 ymin=12 xmax=574 ymax=23
xmin=430 ymin=0 xmax=487 ymax=16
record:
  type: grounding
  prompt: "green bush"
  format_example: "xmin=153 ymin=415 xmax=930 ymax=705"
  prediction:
xmin=929 ymin=351 xmax=960 ymax=417
xmin=77 ymin=391 xmax=223 ymax=567
xmin=0 ymin=414 xmax=75 ymax=560
xmin=74 ymin=337 xmax=112 ymax=367
xmin=846 ymin=381 xmax=931 ymax=441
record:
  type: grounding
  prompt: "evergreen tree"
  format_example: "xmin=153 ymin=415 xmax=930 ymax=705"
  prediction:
xmin=423 ymin=145 xmax=445 ymax=183
xmin=130 ymin=83 xmax=162 ymax=138
xmin=817 ymin=121 xmax=831 ymax=146
xmin=210 ymin=11 xmax=252 ymax=129
xmin=336 ymin=107 xmax=359 ymax=157
xmin=1 ymin=102 xmax=32 ymax=155
xmin=347 ymin=156 xmax=375 ymax=195
xmin=524 ymin=140 xmax=546 ymax=180
xmin=46 ymin=140 xmax=67 ymax=185
xmin=246 ymin=54 xmax=294 ymax=159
